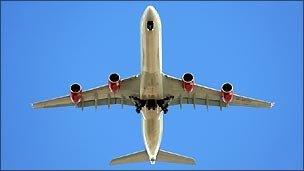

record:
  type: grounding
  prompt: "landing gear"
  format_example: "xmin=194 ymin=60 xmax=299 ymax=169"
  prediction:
xmin=130 ymin=96 xmax=146 ymax=114
xmin=135 ymin=108 xmax=141 ymax=114
xmin=158 ymin=96 xmax=174 ymax=114
xmin=129 ymin=96 xmax=174 ymax=114
xmin=146 ymin=99 xmax=157 ymax=110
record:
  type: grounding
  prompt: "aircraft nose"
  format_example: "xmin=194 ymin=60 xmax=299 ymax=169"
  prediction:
xmin=144 ymin=6 xmax=158 ymax=19
xmin=145 ymin=6 xmax=156 ymax=14
xmin=143 ymin=6 xmax=160 ymax=31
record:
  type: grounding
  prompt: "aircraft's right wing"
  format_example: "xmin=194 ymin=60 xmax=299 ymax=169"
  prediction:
xmin=163 ymin=74 xmax=274 ymax=109
xmin=32 ymin=75 xmax=140 ymax=109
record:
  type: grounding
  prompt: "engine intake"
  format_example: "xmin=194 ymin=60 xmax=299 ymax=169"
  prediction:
xmin=108 ymin=73 xmax=121 ymax=93
xmin=70 ymin=83 xmax=82 ymax=104
xmin=182 ymin=73 xmax=195 ymax=93
xmin=221 ymin=82 xmax=234 ymax=103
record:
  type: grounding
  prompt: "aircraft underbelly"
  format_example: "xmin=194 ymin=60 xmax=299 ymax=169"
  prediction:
xmin=140 ymin=16 xmax=162 ymax=100
xmin=139 ymin=6 xmax=164 ymax=161
xmin=142 ymin=107 xmax=163 ymax=160
xmin=140 ymin=72 xmax=163 ymax=99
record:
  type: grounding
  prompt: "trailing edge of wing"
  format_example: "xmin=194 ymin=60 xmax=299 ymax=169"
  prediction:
xmin=231 ymin=94 xmax=275 ymax=108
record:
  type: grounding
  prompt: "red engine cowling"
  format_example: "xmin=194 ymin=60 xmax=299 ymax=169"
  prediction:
xmin=221 ymin=82 xmax=234 ymax=103
xmin=70 ymin=83 xmax=82 ymax=104
xmin=182 ymin=73 xmax=195 ymax=93
xmin=108 ymin=73 xmax=120 ymax=93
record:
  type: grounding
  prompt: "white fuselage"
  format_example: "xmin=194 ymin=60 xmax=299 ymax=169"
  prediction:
xmin=140 ymin=6 xmax=163 ymax=163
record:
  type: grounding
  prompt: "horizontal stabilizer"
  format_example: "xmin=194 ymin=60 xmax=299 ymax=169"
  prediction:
xmin=110 ymin=150 xmax=149 ymax=165
xmin=110 ymin=149 xmax=195 ymax=165
xmin=157 ymin=149 xmax=196 ymax=165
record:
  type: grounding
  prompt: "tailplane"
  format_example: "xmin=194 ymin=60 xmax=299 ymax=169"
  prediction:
xmin=110 ymin=149 xmax=195 ymax=165
xmin=110 ymin=150 xmax=149 ymax=165
xmin=157 ymin=149 xmax=196 ymax=165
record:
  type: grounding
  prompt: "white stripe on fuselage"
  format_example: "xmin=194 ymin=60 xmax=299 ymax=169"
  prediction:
xmin=140 ymin=6 xmax=163 ymax=163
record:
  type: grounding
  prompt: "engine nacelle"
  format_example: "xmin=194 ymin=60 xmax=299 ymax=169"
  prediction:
xmin=182 ymin=73 xmax=195 ymax=93
xmin=108 ymin=73 xmax=121 ymax=93
xmin=70 ymin=83 xmax=82 ymax=104
xmin=221 ymin=82 xmax=234 ymax=103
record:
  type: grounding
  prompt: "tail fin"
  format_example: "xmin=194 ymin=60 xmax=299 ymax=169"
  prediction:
xmin=110 ymin=149 xmax=195 ymax=165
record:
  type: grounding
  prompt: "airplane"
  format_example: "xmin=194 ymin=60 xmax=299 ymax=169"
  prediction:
xmin=32 ymin=6 xmax=274 ymax=165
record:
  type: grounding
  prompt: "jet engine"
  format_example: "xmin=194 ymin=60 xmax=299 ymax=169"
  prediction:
xmin=70 ymin=83 xmax=82 ymax=104
xmin=221 ymin=82 xmax=234 ymax=103
xmin=108 ymin=73 xmax=121 ymax=93
xmin=182 ymin=73 xmax=195 ymax=93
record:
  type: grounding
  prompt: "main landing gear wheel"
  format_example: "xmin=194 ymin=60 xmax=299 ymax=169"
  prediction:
xmin=135 ymin=108 xmax=141 ymax=113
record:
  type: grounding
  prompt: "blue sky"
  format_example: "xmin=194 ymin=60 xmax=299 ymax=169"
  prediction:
xmin=1 ymin=1 xmax=303 ymax=170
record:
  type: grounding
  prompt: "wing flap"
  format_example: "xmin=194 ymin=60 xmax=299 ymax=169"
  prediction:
xmin=170 ymin=97 xmax=227 ymax=107
xmin=79 ymin=98 xmax=134 ymax=108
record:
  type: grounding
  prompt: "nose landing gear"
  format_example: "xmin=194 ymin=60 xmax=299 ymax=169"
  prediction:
xmin=147 ymin=21 xmax=154 ymax=31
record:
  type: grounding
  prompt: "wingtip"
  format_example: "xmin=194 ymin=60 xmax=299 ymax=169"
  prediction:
xmin=188 ymin=158 xmax=196 ymax=165
xmin=270 ymin=102 xmax=275 ymax=108
xmin=31 ymin=103 xmax=37 ymax=109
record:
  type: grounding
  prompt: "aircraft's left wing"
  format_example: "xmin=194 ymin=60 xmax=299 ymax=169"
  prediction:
xmin=32 ymin=75 xmax=140 ymax=109
xmin=163 ymin=74 xmax=274 ymax=109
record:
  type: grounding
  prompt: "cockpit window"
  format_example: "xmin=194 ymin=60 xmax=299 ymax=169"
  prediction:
xmin=147 ymin=21 xmax=154 ymax=31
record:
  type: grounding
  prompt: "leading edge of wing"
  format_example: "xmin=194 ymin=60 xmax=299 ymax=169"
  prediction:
xmin=163 ymin=74 xmax=219 ymax=91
